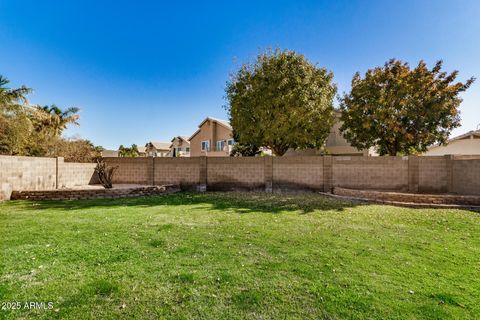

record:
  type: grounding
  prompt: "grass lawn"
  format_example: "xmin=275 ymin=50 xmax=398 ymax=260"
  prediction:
xmin=1 ymin=192 xmax=479 ymax=319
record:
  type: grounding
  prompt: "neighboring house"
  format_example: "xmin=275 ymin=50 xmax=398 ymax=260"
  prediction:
xmin=170 ymin=136 xmax=191 ymax=157
xmin=137 ymin=145 xmax=147 ymax=157
xmin=145 ymin=141 xmax=171 ymax=157
xmin=324 ymin=111 xmax=373 ymax=156
xmin=189 ymin=117 xmax=235 ymax=157
xmin=285 ymin=110 xmax=373 ymax=156
xmin=423 ymin=130 xmax=480 ymax=156
xmin=101 ymin=149 xmax=119 ymax=157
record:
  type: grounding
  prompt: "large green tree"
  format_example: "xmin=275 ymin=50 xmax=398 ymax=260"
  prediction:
xmin=0 ymin=76 xmax=33 ymax=155
xmin=226 ymin=49 xmax=337 ymax=156
xmin=339 ymin=59 xmax=475 ymax=156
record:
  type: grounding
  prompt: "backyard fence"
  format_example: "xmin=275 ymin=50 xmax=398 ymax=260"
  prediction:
xmin=0 ymin=156 xmax=97 ymax=200
xmin=1 ymin=154 xmax=479 ymax=201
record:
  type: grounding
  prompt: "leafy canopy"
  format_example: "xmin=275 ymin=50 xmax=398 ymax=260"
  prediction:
xmin=339 ymin=59 xmax=475 ymax=156
xmin=230 ymin=142 xmax=261 ymax=157
xmin=226 ymin=49 xmax=337 ymax=156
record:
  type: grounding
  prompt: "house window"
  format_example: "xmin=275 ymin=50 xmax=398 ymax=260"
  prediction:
xmin=227 ymin=139 xmax=235 ymax=146
xmin=216 ymin=140 xmax=225 ymax=151
xmin=201 ymin=140 xmax=210 ymax=151
xmin=177 ymin=147 xmax=182 ymax=152
xmin=186 ymin=147 xmax=190 ymax=152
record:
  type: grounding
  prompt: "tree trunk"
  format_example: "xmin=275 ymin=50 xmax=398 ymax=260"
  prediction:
xmin=272 ymin=145 xmax=288 ymax=156
xmin=387 ymin=145 xmax=397 ymax=156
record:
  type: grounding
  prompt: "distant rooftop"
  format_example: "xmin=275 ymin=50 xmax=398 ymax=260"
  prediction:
xmin=146 ymin=142 xmax=171 ymax=150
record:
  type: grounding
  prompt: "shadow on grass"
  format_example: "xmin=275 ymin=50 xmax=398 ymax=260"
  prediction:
xmin=8 ymin=191 xmax=365 ymax=214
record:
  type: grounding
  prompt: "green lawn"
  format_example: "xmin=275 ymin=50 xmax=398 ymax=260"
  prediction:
xmin=1 ymin=192 xmax=479 ymax=319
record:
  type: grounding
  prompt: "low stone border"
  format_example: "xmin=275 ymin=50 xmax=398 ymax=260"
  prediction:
xmin=323 ymin=187 xmax=480 ymax=210
xmin=10 ymin=184 xmax=180 ymax=201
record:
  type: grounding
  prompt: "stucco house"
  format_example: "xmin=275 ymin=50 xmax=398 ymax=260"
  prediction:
xmin=101 ymin=149 xmax=119 ymax=157
xmin=423 ymin=130 xmax=480 ymax=156
xmin=170 ymin=136 xmax=191 ymax=157
xmin=189 ymin=117 xmax=235 ymax=157
xmin=324 ymin=111 xmax=373 ymax=156
xmin=188 ymin=112 xmax=369 ymax=157
xmin=145 ymin=142 xmax=170 ymax=157
xmin=285 ymin=110 xmax=373 ymax=156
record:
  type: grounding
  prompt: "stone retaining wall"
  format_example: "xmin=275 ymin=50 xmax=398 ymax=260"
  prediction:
xmin=333 ymin=187 xmax=480 ymax=206
xmin=11 ymin=185 xmax=180 ymax=201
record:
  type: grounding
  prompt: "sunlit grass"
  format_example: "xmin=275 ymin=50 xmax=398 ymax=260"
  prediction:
xmin=1 ymin=192 xmax=479 ymax=319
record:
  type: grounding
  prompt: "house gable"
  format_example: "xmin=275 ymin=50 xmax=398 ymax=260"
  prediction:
xmin=189 ymin=117 xmax=233 ymax=157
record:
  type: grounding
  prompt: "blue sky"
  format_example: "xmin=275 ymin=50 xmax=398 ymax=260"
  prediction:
xmin=1 ymin=0 xmax=479 ymax=150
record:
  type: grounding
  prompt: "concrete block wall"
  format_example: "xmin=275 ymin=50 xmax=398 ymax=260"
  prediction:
xmin=452 ymin=159 xmax=480 ymax=195
xmin=332 ymin=156 xmax=409 ymax=191
xmin=154 ymin=158 xmax=200 ymax=189
xmin=418 ymin=156 xmax=448 ymax=193
xmin=0 ymin=155 xmax=57 ymax=200
xmin=59 ymin=161 xmax=98 ymax=188
xmin=273 ymin=156 xmax=324 ymax=191
xmin=2 ymin=155 xmax=480 ymax=200
xmin=104 ymin=157 xmax=152 ymax=184
xmin=0 ymin=156 xmax=101 ymax=200
xmin=207 ymin=157 xmax=265 ymax=190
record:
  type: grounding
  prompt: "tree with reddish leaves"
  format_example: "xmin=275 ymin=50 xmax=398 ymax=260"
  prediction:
xmin=340 ymin=59 xmax=474 ymax=156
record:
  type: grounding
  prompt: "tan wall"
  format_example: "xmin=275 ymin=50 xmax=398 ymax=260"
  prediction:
xmin=452 ymin=159 xmax=480 ymax=195
xmin=332 ymin=156 xmax=409 ymax=191
xmin=273 ymin=157 xmax=324 ymax=190
xmin=190 ymin=120 xmax=232 ymax=157
xmin=0 ymin=155 xmax=56 ymax=200
xmin=104 ymin=157 xmax=152 ymax=184
xmin=154 ymin=158 xmax=199 ymax=188
xmin=0 ymin=156 xmax=97 ymax=200
xmin=418 ymin=156 xmax=447 ymax=193
xmin=2 ymin=155 xmax=480 ymax=200
xmin=102 ymin=155 xmax=480 ymax=195
xmin=207 ymin=157 xmax=264 ymax=190
xmin=59 ymin=162 xmax=98 ymax=188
